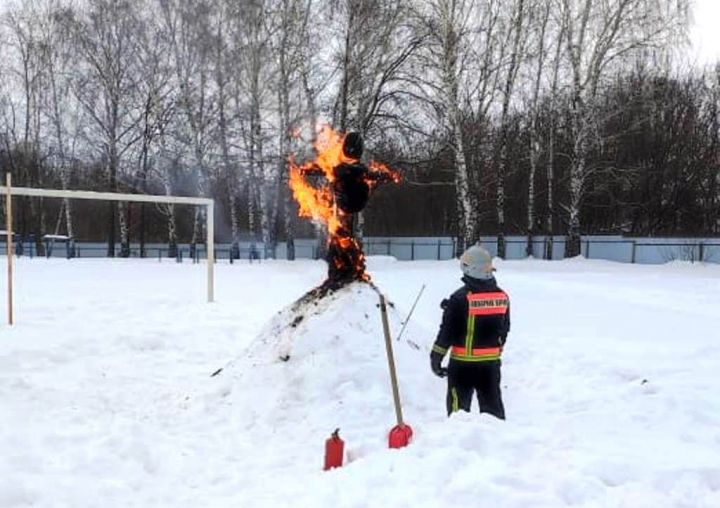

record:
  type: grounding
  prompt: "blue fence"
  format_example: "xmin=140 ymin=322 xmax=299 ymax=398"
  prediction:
xmin=477 ymin=235 xmax=720 ymax=264
xmin=1 ymin=235 xmax=719 ymax=264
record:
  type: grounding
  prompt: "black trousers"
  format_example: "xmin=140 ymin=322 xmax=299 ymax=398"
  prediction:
xmin=446 ymin=360 xmax=505 ymax=419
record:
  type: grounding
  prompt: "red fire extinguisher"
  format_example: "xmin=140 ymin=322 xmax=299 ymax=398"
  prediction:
xmin=324 ymin=429 xmax=344 ymax=470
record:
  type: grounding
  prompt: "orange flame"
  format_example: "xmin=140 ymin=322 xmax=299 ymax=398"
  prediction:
xmin=368 ymin=160 xmax=402 ymax=187
xmin=288 ymin=124 xmax=400 ymax=284
xmin=288 ymin=125 xmax=364 ymax=234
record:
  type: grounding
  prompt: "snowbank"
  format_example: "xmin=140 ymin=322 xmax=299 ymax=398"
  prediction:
xmin=1 ymin=258 xmax=719 ymax=507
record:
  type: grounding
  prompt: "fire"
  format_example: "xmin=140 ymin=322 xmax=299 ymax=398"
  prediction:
xmin=288 ymin=126 xmax=352 ymax=234
xmin=288 ymin=124 xmax=400 ymax=286
xmin=368 ymin=161 xmax=402 ymax=188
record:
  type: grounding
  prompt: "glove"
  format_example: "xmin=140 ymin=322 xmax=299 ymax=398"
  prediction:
xmin=430 ymin=353 xmax=448 ymax=378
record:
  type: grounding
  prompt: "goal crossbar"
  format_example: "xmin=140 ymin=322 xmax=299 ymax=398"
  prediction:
xmin=2 ymin=181 xmax=215 ymax=327
xmin=0 ymin=186 xmax=214 ymax=206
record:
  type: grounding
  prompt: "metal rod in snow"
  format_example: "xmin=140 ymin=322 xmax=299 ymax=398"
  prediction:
xmin=396 ymin=284 xmax=426 ymax=342
xmin=5 ymin=173 xmax=13 ymax=326
xmin=379 ymin=293 xmax=404 ymax=426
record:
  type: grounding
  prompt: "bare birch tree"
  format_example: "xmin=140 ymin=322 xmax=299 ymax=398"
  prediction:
xmin=542 ymin=13 xmax=566 ymax=260
xmin=68 ymin=0 xmax=144 ymax=257
xmin=37 ymin=1 xmax=84 ymax=243
xmin=132 ymin=4 xmax=176 ymax=256
xmin=272 ymin=0 xmax=314 ymax=260
xmin=419 ymin=0 xmax=477 ymax=252
xmin=559 ymin=0 xmax=689 ymax=256
xmin=160 ymin=0 xmax=217 ymax=259
xmin=494 ymin=0 xmax=527 ymax=258
xmin=4 ymin=1 xmax=49 ymax=244
xmin=235 ymin=0 xmax=278 ymax=257
xmin=522 ymin=1 xmax=549 ymax=257
xmin=211 ymin=0 xmax=242 ymax=259
xmin=329 ymin=0 xmax=423 ymax=241
xmin=416 ymin=0 xmax=505 ymax=252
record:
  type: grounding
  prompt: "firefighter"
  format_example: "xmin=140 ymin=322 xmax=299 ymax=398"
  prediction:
xmin=430 ymin=245 xmax=510 ymax=419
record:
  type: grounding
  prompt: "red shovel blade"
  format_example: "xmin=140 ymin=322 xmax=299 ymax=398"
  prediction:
xmin=388 ymin=423 xmax=413 ymax=449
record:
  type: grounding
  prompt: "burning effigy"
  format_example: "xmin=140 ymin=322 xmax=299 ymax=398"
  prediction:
xmin=211 ymin=126 xmax=404 ymax=374
xmin=289 ymin=126 xmax=400 ymax=290
xmin=212 ymin=129 xmax=419 ymax=450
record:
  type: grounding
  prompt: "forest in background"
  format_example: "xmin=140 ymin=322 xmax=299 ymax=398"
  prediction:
xmin=1 ymin=0 xmax=717 ymax=259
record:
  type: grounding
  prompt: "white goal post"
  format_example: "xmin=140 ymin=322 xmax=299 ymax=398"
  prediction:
xmin=2 ymin=173 xmax=215 ymax=325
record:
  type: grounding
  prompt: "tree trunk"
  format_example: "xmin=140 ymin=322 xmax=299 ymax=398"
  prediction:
xmin=277 ymin=11 xmax=296 ymax=262
xmin=441 ymin=6 xmax=475 ymax=251
xmin=439 ymin=0 xmax=482 ymax=252
xmin=49 ymin=51 xmax=75 ymax=243
xmin=119 ymin=201 xmax=130 ymax=257
xmin=37 ymin=197 xmax=46 ymax=256
xmin=353 ymin=212 xmax=365 ymax=245
xmin=167 ymin=204 xmax=178 ymax=258
xmin=279 ymin=140 xmax=295 ymax=260
xmin=453 ymin=127 xmax=475 ymax=250
xmin=107 ymin=170 xmax=116 ymax=257
xmin=544 ymin=129 xmax=555 ymax=260
xmin=314 ymin=224 xmax=328 ymax=260
xmin=190 ymin=146 xmax=207 ymax=259
xmin=299 ymin=45 xmax=322 ymax=256
xmin=138 ymin=146 xmax=150 ymax=258
xmin=566 ymin=133 xmax=588 ymax=258
xmin=526 ymin=137 xmax=538 ymax=257
xmin=337 ymin=18 xmax=352 ymax=131
xmin=284 ymin=190 xmax=295 ymax=260
xmin=138 ymin=203 xmax=146 ymax=258
xmin=252 ymin=94 xmax=277 ymax=260
xmin=64 ymin=196 xmax=74 ymax=238
xmin=496 ymin=142 xmax=507 ymax=259
xmin=525 ymin=3 xmax=549 ymax=258
xmin=190 ymin=207 xmax=202 ymax=260
xmin=496 ymin=0 xmax=526 ymax=260
xmin=247 ymin=179 xmax=257 ymax=237
xmin=544 ymin=24 xmax=563 ymax=261
xmin=230 ymin=190 xmax=240 ymax=259
xmin=258 ymin=177 xmax=276 ymax=259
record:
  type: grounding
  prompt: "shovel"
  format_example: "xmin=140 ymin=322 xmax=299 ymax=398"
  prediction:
xmin=378 ymin=293 xmax=413 ymax=448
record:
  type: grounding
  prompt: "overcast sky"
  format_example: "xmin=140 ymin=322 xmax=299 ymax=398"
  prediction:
xmin=689 ymin=0 xmax=720 ymax=65
xmin=0 ymin=0 xmax=717 ymax=66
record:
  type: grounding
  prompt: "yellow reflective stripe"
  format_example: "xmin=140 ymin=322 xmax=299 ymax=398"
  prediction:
xmin=450 ymin=353 xmax=501 ymax=362
xmin=451 ymin=387 xmax=459 ymax=413
xmin=465 ymin=315 xmax=475 ymax=352
xmin=432 ymin=344 xmax=448 ymax=355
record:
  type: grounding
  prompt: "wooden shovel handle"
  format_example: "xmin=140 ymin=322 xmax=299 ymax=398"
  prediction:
xmin=379 ymin=293 xmax=403 ymax=426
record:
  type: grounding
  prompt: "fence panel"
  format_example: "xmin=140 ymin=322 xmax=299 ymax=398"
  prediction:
xmin=4 ymin=236 xmax=719 ymax=264
xmin=584 ymin=240 xmax=634 ymax=263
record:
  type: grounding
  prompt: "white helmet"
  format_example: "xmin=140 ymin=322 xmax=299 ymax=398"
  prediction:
xmin=460 ymin=245 xmax=495 ymax=280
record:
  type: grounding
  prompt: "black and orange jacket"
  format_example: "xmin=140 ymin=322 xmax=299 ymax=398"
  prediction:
xmin=431 ymin=276 xmax=510 ymax=363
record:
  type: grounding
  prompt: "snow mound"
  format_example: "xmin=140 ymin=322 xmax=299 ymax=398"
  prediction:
xmin=250 ymin=281 xmax=420 ymax=364
xmin=212 ymin=281 xmax=438 ymax=440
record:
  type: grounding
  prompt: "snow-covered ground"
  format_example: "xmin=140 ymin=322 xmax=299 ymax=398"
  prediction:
xmin=1 ymin=256 xmax=719 ymax=508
